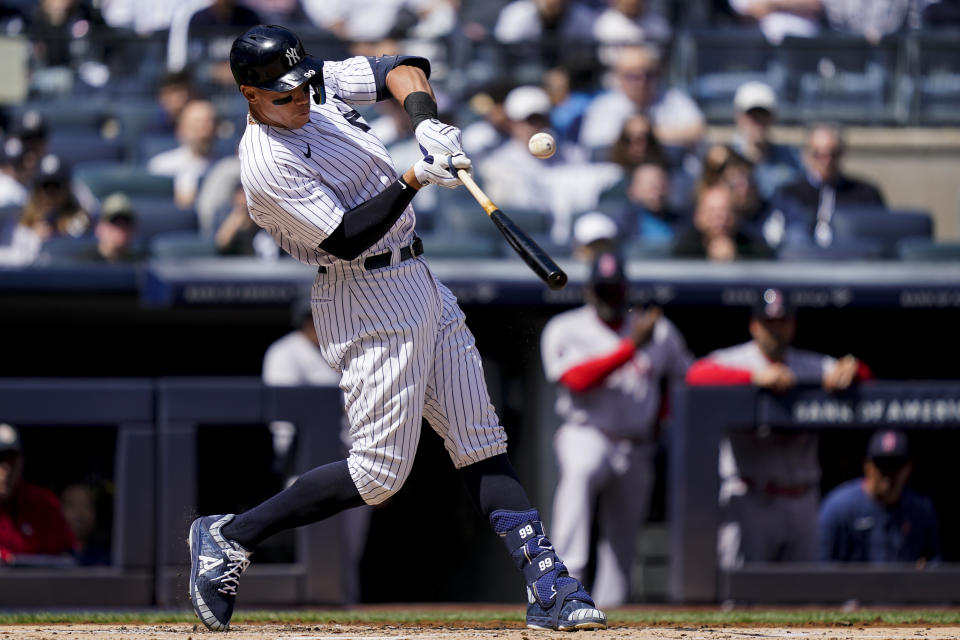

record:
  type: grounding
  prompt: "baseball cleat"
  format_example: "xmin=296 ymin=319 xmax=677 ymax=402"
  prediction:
xmin=188 ymin=514 xmax=251 ymax=631
xmin=491 ymin=509 xmax=608 ymax=632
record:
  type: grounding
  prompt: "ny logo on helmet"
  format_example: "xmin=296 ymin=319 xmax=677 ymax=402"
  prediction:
xmin=285 ymin=47 xmax=300 ymax=66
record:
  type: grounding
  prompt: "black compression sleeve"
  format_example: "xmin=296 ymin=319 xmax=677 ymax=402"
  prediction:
xmin=319 ymin=178 xmax=417 ymax=260
xmin=404 ymin=91 xmax=438 ymax=130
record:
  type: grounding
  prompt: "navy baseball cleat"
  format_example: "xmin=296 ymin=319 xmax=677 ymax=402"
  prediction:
xmin=491 ymin=509 xmax=607 ymax=631
xmin=188 ymin=514 xmax=251 ymax=631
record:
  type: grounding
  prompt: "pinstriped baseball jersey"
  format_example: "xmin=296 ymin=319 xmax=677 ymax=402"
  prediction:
xmin=239 ymin=56 xmax=416 ymax=268
xmin=238 ymin=56 xmax=507 ymax=505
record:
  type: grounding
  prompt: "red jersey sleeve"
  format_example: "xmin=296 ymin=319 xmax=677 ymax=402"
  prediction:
xmin=685 ymin=358 xmax=753 ymax=386
xmin=558 ymin=338 xmax=636 ymax=392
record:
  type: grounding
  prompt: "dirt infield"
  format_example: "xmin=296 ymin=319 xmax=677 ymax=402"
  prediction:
xmin=3 ymin=624 xmax=959 ymax=640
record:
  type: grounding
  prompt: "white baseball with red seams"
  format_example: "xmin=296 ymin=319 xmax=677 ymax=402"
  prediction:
xmin=527 ymin=132 xmax=556 ymax=159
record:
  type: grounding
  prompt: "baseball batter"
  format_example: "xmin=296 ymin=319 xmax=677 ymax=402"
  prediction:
xmin=187 ymin=25 xmax=606 ymax=633
xmin=685 ymin=288 xmax=870 ymax=568
xmin=541 ymin=252 xmax=692 ymax=606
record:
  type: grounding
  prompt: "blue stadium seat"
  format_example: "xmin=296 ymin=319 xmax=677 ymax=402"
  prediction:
xmin=777 ymin=237 xmax=886 ymax=261
xmin=623 ymin=239 xmax=673 ymax=260
xmin=896 ymin=237 xmax=960 ymax=262
xmin=912 ymin=31 xmax=960 ymax=125
xmin=138 ymin=134 xmax=178 ymax=163
xmin=74 ymin=164 xmax=174 ymax=200
xmin=35 ymin=236 xmax=99 ymax=264
xmin=148 ymin=231 xmax=217 ymax=258
xmin=48 ymin=130 xmax=126 ymax=167
xmin=128 ymin=197 xmax=198 ymax=243
xmin=830 ymin=207 xmax=933 ymax=257
xmin=0 ymin=204 xmax=21 ymax=246
xmin=418 ymin=232 xmax=502 ymax=258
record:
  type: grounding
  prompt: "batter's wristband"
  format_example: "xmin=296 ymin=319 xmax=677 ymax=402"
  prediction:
xmin=404 ymin=91 xmax=438 ymax=130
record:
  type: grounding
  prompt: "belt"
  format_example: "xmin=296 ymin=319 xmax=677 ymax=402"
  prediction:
xmin=318 ymin=237 xmax=423 ymax=274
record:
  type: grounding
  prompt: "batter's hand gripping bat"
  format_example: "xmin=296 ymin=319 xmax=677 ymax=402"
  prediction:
xmin=456 ymin=169 xmax=567 ymax=290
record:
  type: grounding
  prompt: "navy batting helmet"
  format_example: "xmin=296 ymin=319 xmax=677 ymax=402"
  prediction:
xmin=230 ymin=25 xmax=324 ymax=100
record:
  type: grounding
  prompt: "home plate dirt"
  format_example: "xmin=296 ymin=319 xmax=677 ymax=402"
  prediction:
xmin=1 ymin=625 xmax=958 ymax=640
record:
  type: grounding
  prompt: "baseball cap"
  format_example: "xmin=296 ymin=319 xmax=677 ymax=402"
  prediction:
xmin=866 ymin=429 xmax=910 ymax=470
xmin=504 ymin=86 xmax=552 ymax=122
xmin=574 ymin=212 xmax=619 ymax=247
xmin=0 ymin=423 xmax=21 ymax=454
xmin=734 ymin=81 xmax=777 ymax=114
xmin=752 ymin=288 xmax=793 ymax=319
xmin=34 ymin=153 xmax=70 ymax=187
xmin=100 ymin=192 xmax=137 ymax=224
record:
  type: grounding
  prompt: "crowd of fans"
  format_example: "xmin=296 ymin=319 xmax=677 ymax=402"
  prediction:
xmin=0 ymin=0 xmax=956 ymax=266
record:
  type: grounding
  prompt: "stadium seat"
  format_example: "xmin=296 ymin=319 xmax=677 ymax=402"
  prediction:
xmin=777 ymin=237 xmax=886 ymax=261
xmin=912 ymin=31 xmax=960 ymax=125
xmin=831 ymin=207 xmax=933 ymax=257
xmin=74 ymin=164 xmax=174 ymax=200
xmin=896 ymin=238 xmax=960 ymax=262
xmin=35 ymin=236 xmax=99 ymax=264
xmin=148 ymin=231 xmax=217 ymax=258
xmin=623 ymin=239 xmax=673 ymax=260
xmin=48 ymin=130 xmax=126 ymax=167
xmin=127 ymin=197 xmax=198 ymax=243
xmin=0 ymin=204 xmax=21 ymax=246
xmin=418 ymin=232 xmax=502 ymax=258
xmin=138 ymin=134 xmax=178 ymax=163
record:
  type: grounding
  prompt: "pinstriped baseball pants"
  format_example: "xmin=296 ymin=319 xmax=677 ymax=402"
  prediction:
xmin=311 ymin=256 xmax=508 ymax=505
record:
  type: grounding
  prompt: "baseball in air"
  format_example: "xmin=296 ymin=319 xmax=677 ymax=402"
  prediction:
xmin=528 ymin=132 xmax=556 ymax=159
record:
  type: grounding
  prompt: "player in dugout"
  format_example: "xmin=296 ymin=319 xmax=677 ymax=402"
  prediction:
xmin=186 ymin=24 xmax=607 ymax=633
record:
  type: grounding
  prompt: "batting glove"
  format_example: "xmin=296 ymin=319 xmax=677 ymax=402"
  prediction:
xmin=414 ymin=152 xmax=472 ymax=189
xmin=415 ymin=119 xmax=465 ymax=158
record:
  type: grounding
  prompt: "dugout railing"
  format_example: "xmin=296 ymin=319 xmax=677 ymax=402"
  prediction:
xmin=670 ymin=382 xmax=960 ymax=604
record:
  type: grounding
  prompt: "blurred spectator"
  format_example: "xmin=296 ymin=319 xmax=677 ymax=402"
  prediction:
xmin=167 ymin=1 xmax=261 ymax=80
xmin=302 ymin=0 xmax=456 ymax=42
xmin=593 ymin=0 xmax=672 ymax=60
xmin=700 ymin=145 xmax=773 ymax=242
xmin=215 ymin=182 xmax=279 ymax=259
xmin=819 ymin=429 xmax=941 ymax=564
xmin=0 ymin=138 xmax=29 ymax=208
xmin=4 ymin=154 xmax=90 ymax=265
xmin=579 ymin=45 xmax=706 ymax=151
xmin=768 ymin=123 xmax=885 ymax=249
xmin=686 ymin=288 xmax=871 ymax=568
xmin=494 ymin=0 xmax=598 ymax=44
xmin=242 ymin=0 xmax=307 ymax=24
xmin=820 ymin=0 xmax=919 ymax=43
xmin=571 ymin=210 xmax=620 ymax=261
xmin=543 ymin=66 xmax=596 ymax=144
xmin=609 ymin=162 xmax=682 ymax=244
xmin=728 ymin=0 xmax=822 ymax=43
xmin=672 ymin=183 xmax=773 ymax=260
xmin=0 ymin=423 xmax=77 ymax=565
xmin=27 ymin=0 xmax=107 ymax=70
xmin=149 ymin=71 xmax=197 ymax=136
xmin=730 ymin=81 xmax=803 ymax=201
xmin=60 ymin=481 xmax=111 ymax=566
xmin=478 ymin=85 xmax=620 ymax=242
xmin=147 ymin=99 xmax=219 ymax=209
xmin=462 ymin=81 xmax=514 ymax=160
xmin=608 ymin=113 xmax=667 ymax=171
xmin=13 ymin=110 xmax=50 ymax=183
xmin=541 ymin=251 xmax=691 ymax=607
xmin=93 ymin=192 xmax=144 ymax=262
xmin=99 ymin=0 xmax=185 ymax=35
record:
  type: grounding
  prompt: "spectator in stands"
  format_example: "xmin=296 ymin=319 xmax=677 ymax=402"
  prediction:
xmin=0 ymin=138 xmax=29 ymax=208
xmin=99 ymin=0 xmax=182 ymax=35
xmin=27 ymin=0 xmax=107 ymax=72
xmin=541 ymin=251 xmax=692 ymax=606
xmin=0 ymin=423 xmax=77 ymax=565
xmin=820 ymin=0 xmax=918 ymax=43
xmin=728 ymin=0 xmax=822 ymax=43
xmin=302 ymin=0 xmax=456 ymax=42
xmin=93 ymin=192 xmax=143 ymax=263
xmin=819 ymin=429 xmax=941 ymax=564
xmin=214 ymin=182 xmax=279 ymax=259
xmin=768 ymin=123 xmax=885 ymax=250
xmin=166 ymin=2 xmax=261 ymax=85
xmin=148 ymin=72 xmax=197 ymax=136
xmin=262 ymin=295 xmax=369 ymax=603
xmin=608 ymin=162 xmax=682 ymax=245
xmin=579 ymin=45 xmax=706 ymax=152
xmin=571 ymin=211 xmax=620 ymax=262
xmin=4 ymin=154 xmax=90 ymax=265
xmin=686 ymin=288 xmax=871 ymax=568
xmin=699 ymin=145 xmax=774 ymax=243
xmin=672 ymin=183 xmax=773 ymax=261
xmin=12 ymin=110 xmax=49 ymax=185
xmin=463 ymin=81 xmax=515 ymax=160
xmin=730 ymin=81 xmax=803 ymax=201
xmin=147 ymin=99 xmax=219 ymax=209
xmin=242 ymin=0 xmax=308 ymax=24
xmin=60 ymin=481 xmax=111 ymax=566
xmin=494 ymin=0 xmax=598 ymax=45
xmin=593 ymin=0 xmax=672 ymax=60
xmin=543 ymin=66 xmax=596 ymax=144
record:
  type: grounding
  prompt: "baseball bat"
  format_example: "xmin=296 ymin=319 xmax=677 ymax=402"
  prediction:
xmin=456 ymin=169 xmax=567 ymax=290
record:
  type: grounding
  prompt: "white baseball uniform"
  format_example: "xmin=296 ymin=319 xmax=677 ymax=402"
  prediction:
xmin=541 ymin=307 xmax=691 ymax=606
xmin=239 ymin=56 xmax=507 ymax=506
xmin=688 ymin=341 xmax=837 ymax=568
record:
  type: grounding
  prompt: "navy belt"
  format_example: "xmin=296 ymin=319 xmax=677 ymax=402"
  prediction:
xmin=318 ymin=236 xmax=423 ymax=274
